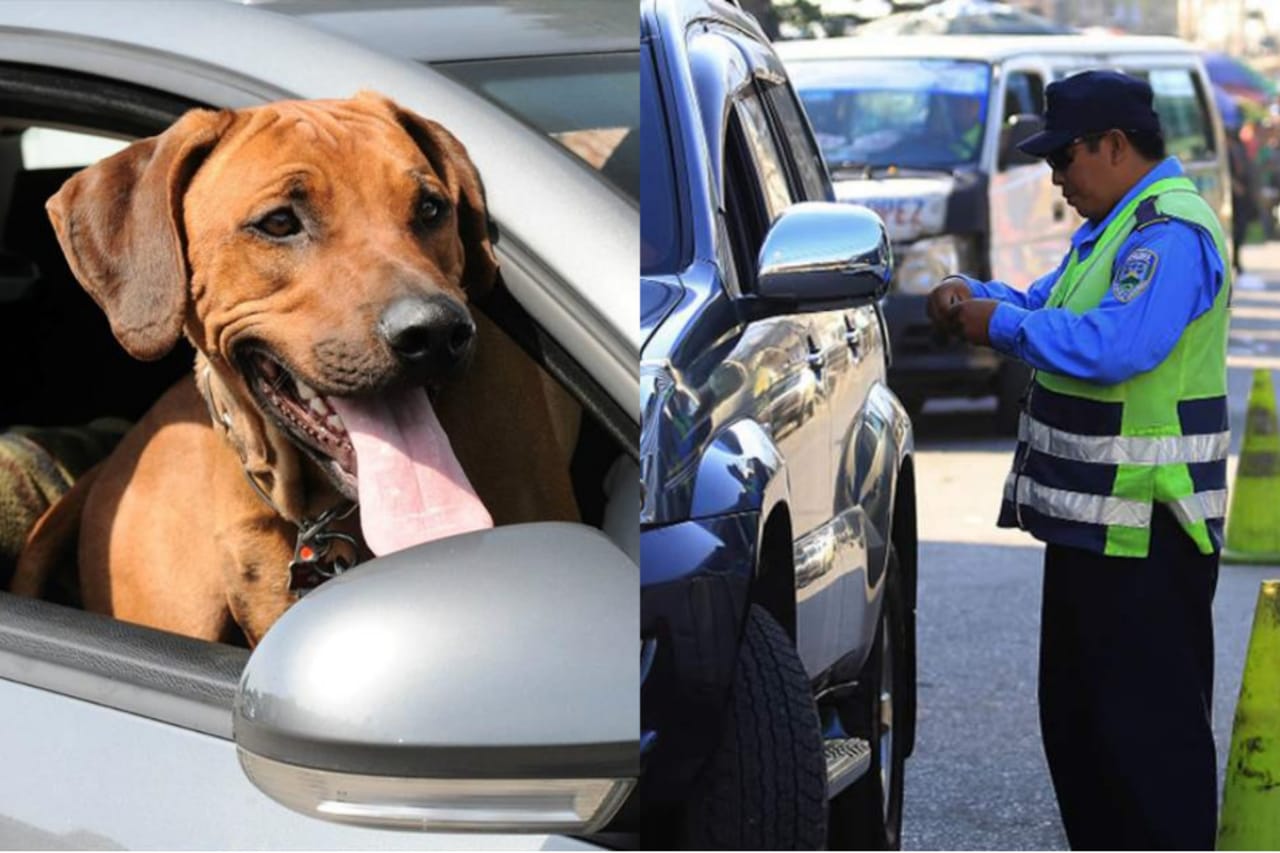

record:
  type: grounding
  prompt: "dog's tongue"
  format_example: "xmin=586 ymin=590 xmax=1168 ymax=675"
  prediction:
xmin=328 ymin=387 xmax=492 ymax=557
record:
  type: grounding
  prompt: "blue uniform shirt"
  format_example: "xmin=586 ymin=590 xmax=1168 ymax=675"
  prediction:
xmin=957 ymin=157 xmax=1225 ymax=385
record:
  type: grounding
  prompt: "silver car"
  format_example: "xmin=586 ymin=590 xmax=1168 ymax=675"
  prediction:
xmin=0 ymin=1 xmax=638 ymax=848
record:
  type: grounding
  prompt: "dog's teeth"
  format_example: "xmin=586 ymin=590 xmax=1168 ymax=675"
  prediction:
xmin=327 ymin=414 xmax=344 ymax=433
xmin=296 ymin=382 xmax=316 ymax=401
xmin=309 ymin=396 xmax=330 ymax=416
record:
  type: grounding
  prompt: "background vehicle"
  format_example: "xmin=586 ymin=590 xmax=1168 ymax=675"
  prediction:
xmin=640 ymin=0 xmax=919 ymax=847
xmin=778 ymin=34 xmax=1231 ymax=431
xmin=0 ymin=1 xmax=638 ymax=847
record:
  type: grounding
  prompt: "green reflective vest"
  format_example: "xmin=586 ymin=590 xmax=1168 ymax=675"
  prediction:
xmin=1001 ymin=176 xmax=1231 ymax=558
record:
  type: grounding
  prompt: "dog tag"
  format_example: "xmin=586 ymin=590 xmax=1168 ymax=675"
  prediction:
xmin=288 ymin=521 xmax=356 ymax=595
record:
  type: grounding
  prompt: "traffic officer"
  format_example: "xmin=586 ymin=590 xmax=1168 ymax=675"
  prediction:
xmin=926 ymin=70 xmax=1228 ymax=850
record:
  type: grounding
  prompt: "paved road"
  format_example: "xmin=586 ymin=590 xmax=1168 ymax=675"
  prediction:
xmin=900 ymin=243 xmax=1280 ymax=850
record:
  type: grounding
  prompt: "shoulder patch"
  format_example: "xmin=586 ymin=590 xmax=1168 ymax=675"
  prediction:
xmin=1112 ymin=247 xmax=1159 ymax=302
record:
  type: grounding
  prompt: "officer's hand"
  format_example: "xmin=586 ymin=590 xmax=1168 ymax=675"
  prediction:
xmin=946 ymin=298 xmax=999 ymax=347
xmin=927 ymin=277 xmax=973 ymax=332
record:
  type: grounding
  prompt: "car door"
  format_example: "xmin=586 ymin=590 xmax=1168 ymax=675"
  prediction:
xmin=756 ymin=73 xmax=886 ymax=674
xmin=720 ymin=79 xmax=834 ymax=548
xmin=989 ymin=57 xmax=1077 ymax=289
xmin=0 ymin=10 xmax=632 ymax=847
xmin=729 ymin=32 xmax=884 ymax=676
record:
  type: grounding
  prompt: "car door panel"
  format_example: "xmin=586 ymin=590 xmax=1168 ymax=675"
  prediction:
xmin=990 ymin=60 xmax=1078 ymax=288
xmin=0 ymin=678 xmax=595 ymax=850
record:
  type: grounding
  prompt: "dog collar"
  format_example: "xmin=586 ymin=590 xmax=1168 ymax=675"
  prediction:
xmin=196 ymin=361 xmax=360 ymax=595
xmin=287 ymin=501 xmax=359 ymax=596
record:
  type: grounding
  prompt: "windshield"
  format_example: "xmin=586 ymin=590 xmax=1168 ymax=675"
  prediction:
xmin=787 ymin=59 xmax=992 ymax=172
xmin=434 ymin=53 xmax=638 ymax=202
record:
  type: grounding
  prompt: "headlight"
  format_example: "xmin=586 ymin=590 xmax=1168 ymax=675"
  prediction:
xmin=892 ymin=234 xmax=978 ymax=295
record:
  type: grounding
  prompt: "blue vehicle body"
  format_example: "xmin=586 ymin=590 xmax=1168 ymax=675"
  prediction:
xmin=637 ymin=0 xmax=919 ymax=820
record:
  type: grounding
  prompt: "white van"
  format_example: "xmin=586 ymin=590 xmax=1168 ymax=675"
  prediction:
xmin=777 ymin=34 xmax=1231 ymax=430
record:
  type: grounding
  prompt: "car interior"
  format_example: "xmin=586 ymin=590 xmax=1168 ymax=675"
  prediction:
xmin=0 ymin=68 xmax=638 ymax=645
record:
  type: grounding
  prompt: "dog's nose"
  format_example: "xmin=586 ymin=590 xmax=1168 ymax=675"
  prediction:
xmin=378 ymin=295 xmax=475 ymax=374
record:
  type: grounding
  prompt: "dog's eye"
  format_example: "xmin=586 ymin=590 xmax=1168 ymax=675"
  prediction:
xmin=417 ymin=196 xmax=446 ymax=226
xmin=255 ymin=209 xmax=303 ymax=239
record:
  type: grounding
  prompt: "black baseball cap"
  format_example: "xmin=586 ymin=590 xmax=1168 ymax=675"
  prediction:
xmin=1017 ymin=70 xmax=1162 ymax=157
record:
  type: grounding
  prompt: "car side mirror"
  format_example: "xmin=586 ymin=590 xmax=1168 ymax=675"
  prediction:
xmin=754 ymin=201 xmax=892 ymax=309
xmin=232 ymin=522 xmax=638 ymax=834
xmin=999 ymin=113 xmax=1046 ymax=170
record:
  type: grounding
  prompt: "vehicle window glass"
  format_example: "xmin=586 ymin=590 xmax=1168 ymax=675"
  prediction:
xmin=434 ymin=53 xmax=639 ymax=201
xmin=723 ymin=110 xmax=769 ymax=289
xmin=640 ymin=43 xmax=681 ymax=275
xmin=1002 ymin=70 xmax=1044 ymax=120
xmin=1128 ymin=68 xmax=1215 ymax=161
xmin=762 ymin=81 xmax=831 ymax=201
xmin=20 ymin=127 xmax=128 ymax=169
xmin=735 ymin=91 xmax=794 ymax=222
xmin=789 ymin=58 xmax=992 ymax=174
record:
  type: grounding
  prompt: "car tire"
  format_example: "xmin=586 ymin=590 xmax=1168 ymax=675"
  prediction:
xmin=994 ymin=360 xmax=1031 ymax=435
xmin=829 ymin=549 xmax=909 ymax=850
xmin=681 ymin=604 xmax=827 ymax=850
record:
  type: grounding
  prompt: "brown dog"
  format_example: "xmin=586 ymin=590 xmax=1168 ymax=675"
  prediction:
xmin=11 ymin=93 xmax=580 ymax=645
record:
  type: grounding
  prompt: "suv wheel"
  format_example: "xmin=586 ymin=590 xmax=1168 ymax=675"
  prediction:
xmin=681 ymin=605 xmax=827 ymax=849
xmin=829 ymin=548 xmax=908 ymax=850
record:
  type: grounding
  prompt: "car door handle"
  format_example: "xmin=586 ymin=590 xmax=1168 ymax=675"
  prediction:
xmin=844 ymin=324 xmax=862 ymax=355
xmin=806 ymin=337 xmax=825 ymax=373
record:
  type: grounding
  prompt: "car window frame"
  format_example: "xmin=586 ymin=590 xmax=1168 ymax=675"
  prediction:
xmin=640 ymin=33 xmax=691 ymax=277
xmin=732 ymin=85 xmax=795 ymax=224
xmin=1122 ymin=63 xmax=1217 ymax=162
xmin=0 ymin=65 xmax=249 ymax=736
xmin=0 ymin=61 xmax=639 ymax=740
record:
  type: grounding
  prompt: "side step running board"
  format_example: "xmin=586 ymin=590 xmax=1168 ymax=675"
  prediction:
xmin=824 ymin=736 xmax=872 ymax=798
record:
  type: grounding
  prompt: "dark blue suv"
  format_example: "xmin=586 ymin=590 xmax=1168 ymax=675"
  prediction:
xmin=639 ymin=0 xmax=920 ymax=848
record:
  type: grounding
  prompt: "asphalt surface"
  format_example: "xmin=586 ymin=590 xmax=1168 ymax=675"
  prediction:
xmin=899 ymin=242 xmax=1280 ymax=850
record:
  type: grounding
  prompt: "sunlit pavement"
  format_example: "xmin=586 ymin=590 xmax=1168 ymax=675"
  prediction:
xmin=900 ymin=243 xmax=1280 ymax=850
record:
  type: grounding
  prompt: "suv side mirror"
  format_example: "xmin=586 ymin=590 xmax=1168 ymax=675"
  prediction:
xmin=232 ymin=523 xmax=638 ymax=835
xmin=755 ymin=202 xmax=892 ymax=309
xmin=999 ymin=113 xmax=1046 ymax=169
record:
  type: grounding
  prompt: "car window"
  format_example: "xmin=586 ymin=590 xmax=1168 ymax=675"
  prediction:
xmin=1125 ymin=67 xmax=1215 ymax=161
xmin=722 ymin=109 xmax=772 ymax=291
xmin=790 ymin=58 xmax=992 ymax=172
xmin=1003 ymin=70 xmax=1045 ymax=120
xmin=20 ymin=126 xmax=128 ymax=169
xmin=762 ymin=81 xmax=831 ymax=202
xmin=734 ymin=91 xmax=795 ymax=222
xmin=640 ymin=42 xmax=681 ymax=276
xmin=434 ymin=52 xmax=639 ymax=201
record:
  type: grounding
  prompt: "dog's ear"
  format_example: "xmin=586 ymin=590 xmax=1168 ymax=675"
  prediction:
xmin=46 ymin=108 xmax=233 ymax=361
xmin=384 ymin=100 xmax=500 ymax=299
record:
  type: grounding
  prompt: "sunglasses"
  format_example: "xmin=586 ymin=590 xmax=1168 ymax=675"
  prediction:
xmin=1044 ymin=131 xmax=1111 ymax=172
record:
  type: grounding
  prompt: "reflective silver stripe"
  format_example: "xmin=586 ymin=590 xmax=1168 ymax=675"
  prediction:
xmin=1019 ymin=414 xmax=1229 ymax=466
xmin=1166 ymin=490 xmax=1228 ymax=526
xmin=1002 ymin=474 xmax=1151 ymax=528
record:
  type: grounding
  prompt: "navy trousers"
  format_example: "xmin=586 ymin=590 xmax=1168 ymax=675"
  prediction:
xmin=1039 ymin=505 xmax=1219 ymax=850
